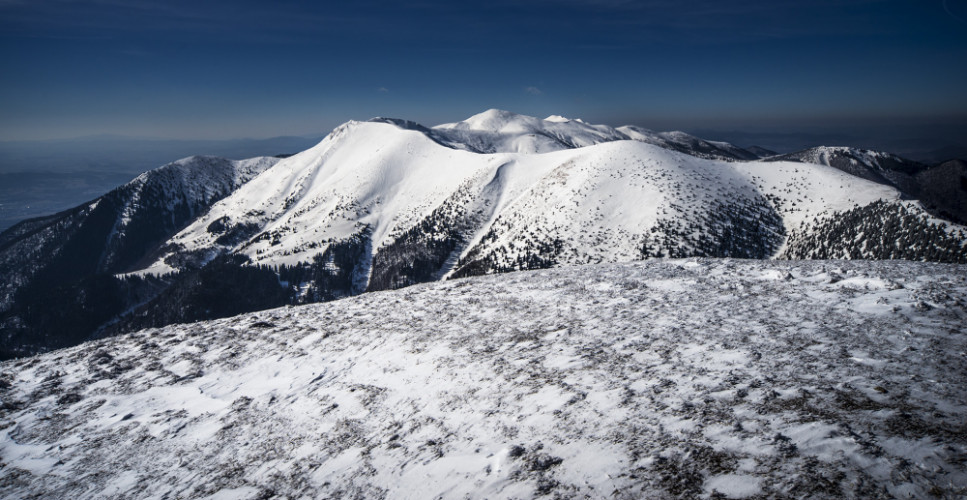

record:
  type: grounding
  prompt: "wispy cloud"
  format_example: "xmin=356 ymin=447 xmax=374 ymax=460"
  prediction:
xmin=944 ymin=0 xmax=967 ymax=24
xmin=524 ymin=86 xmax=543 ymax=96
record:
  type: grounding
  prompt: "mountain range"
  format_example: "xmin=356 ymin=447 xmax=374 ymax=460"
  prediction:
xmin=1 ymin=109 xmax=965 ymax=358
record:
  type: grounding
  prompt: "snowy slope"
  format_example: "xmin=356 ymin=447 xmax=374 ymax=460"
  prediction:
xmin=142 ymin=114 xmax=966 ymax=288
xmin=0 ymin=155 xmax=279 ymax=311
xmin=766 ymin=148 xmax=967 ymax=224
xmin=2 ymin=259 xmax=965 ymax=499
xmin=145 ymin=121 xmax=501 ymax=273
xmin=764 ymin=146 xmax=925 ymax=191
xmin=431 ymin=109 xmax=629 ymax=154
xmin=99 ymin=155 xmax=279 ymax=269
xmin=767 ymin=146 xmax=923 ymax=173
xmin=617 ymin=127 xmax=760 ymax=161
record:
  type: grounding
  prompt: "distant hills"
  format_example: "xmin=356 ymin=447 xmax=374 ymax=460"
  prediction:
xmin=0 ymin=134 xmax=323 ymax=231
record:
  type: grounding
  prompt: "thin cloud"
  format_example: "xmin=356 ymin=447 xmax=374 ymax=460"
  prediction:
xmin=944 ymin=0 xmax=967 ymax=24
xmin=524 ymin=86 xmax=543 ymax=95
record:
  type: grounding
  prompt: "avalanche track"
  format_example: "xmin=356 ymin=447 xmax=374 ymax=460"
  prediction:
xmin=2 ymin=259 xmax=966 ymax=499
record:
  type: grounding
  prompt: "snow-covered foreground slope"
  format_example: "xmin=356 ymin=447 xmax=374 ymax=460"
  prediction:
xmin=2 ymin=259 xmax=965 ymax=499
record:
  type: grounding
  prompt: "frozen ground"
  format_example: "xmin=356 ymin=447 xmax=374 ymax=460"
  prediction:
xmin=1 ymin=259 xmax=966 ymax=499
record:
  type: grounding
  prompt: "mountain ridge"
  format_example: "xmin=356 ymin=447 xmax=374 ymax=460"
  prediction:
xmin=1 ymin=110 xmax=965 ymax=358
xmin=765 ymin=146 xmax=966 ymax=222
xmin=0 ymin=155 xmax=280 ymax=357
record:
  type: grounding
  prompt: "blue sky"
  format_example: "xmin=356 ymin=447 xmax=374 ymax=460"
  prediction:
xmin=1 ymin=0 xmax=966 ymax=141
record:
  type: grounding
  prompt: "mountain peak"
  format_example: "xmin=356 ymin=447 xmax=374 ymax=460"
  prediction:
xmin=545 ymin=114 xmax=586 ymax=123
xmin=445 ymin=109 xmax=535 ymax=132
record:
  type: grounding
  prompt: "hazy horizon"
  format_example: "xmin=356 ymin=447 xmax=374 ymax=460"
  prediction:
xmin=2 ymin=109 xmax=964 ymax=167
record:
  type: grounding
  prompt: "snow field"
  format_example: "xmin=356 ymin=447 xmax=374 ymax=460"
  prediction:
xmin=2 ymin=259 xmax=965 ymax=499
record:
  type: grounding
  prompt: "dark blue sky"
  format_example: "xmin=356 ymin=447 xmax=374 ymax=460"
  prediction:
xmin=2 ymin=0 xmax=966 ymax=141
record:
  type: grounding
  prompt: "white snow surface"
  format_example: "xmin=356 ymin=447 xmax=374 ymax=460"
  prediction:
xmin=433 ymin=109 xmax=631 ymax=154
xmin=432 ymin=110 xmax=755 ymax=160
xmin=140 ymin=111 xmax=941 ymax=276
xmin=2 ymin=259 xmax=966 ymax=499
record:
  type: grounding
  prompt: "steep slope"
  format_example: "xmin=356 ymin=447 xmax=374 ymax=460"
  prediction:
xmin=2 ymin=259 xmax=965 ymax=499
xmin=0 ymin=155 xmax=278 ymax=301
xmin=0 ymin=155 xmax=279 ymax=357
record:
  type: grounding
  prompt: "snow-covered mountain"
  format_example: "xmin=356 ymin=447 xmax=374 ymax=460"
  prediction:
xmin=766 ymin=147 xmax=967 ymax=223
xmin=765 ymin=146 xmax=924 ymax=195
xmin=145 ymin=112 xmax=964 ymax=282
xmin=2 ymin=110 xmax=965 ymax=358
xmin=150 ymin=119 xmax=790 ymax=278
xmin=1 ymin=154 xmax=278 ymax=295
xmin=0 ymin=156 xmax=279 ymax=357
xmin=427 ymin=109 xmax=761 ymax=161
xmin=2 ymin=259 xmax=965 ymax=499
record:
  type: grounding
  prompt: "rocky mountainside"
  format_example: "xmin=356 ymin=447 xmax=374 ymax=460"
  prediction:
xmin=1 ymin=259 xmax=965 ymax=499
xmin=1 ymin=111 xmax=965 ymax=359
